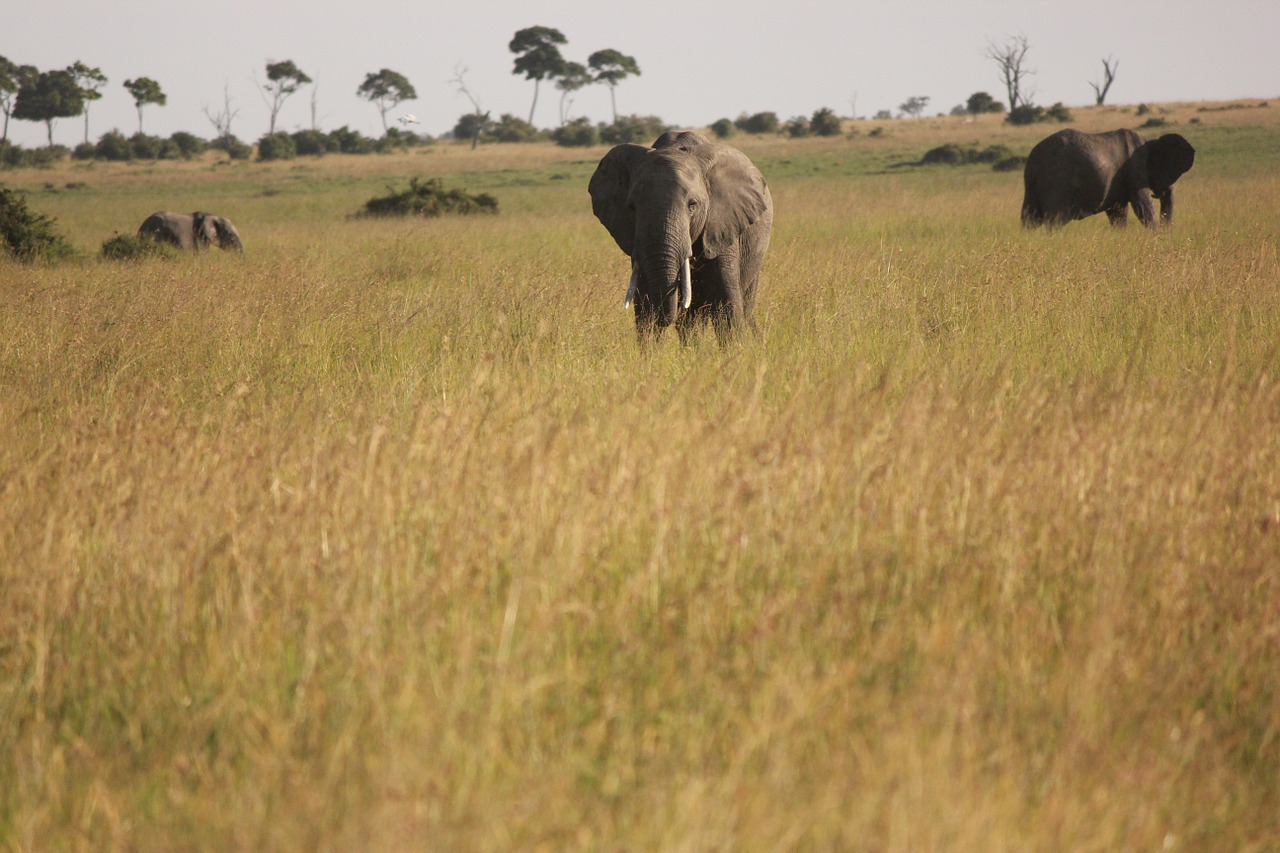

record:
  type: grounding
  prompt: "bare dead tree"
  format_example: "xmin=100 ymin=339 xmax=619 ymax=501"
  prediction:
xmin=1090 ymin=57 xmax=1119 ymax=106
xmin=984 ymin=35 xmax=1035 ymax=111
xmin=450 ymin=64 xmax=489 ymax=151
xmin=201 ymin=82 xmax=240 ymax=141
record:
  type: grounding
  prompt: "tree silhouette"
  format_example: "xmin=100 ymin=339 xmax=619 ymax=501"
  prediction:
xmin=122 ymin=77 xmax=165 ymax=134
xmin=509 ymin=26 xmax=567 ymax=125
xmin=260 ymin=60 xmax=312 ymax=134
xmin=588 ymin=49 xmax=640 ymax=123
xmin=1090 ymin=57 xmax=1119 ymax=106
xmin=0 ymin=57 xmax=37 ymax=143
xmin=984 ymin=35 xmax=1034 ymax=111
xmin=68 ymin=62 xmax=107 ymax=144
xmin=15 ymin=68 xmax=84 ymax=145
xmin=357 ymin=69 xmax=417 ymax=133
xmin=555 ymin=61 xmax=591 ymax=125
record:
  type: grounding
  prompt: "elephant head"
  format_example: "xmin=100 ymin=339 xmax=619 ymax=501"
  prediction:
xmin=589 ymin=131 xmax=772 ymax=335
xmin=1144 ymin=133 xmax=1196 ymax=219
xmin=192 ymin=211 xmax=244 ymax=251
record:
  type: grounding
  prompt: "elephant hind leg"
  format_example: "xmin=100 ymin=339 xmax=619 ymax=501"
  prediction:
xmin=1021 ymin=193 xmax=1048 ymax=228
xmin=1106 ymin=205 xmax=1129 ymax=227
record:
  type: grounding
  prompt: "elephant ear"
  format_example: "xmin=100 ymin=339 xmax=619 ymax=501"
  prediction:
xmin=212 ymin=216 xmax=244 ymax=251
xmin=701 ymin=145 xmax=770 ymax=260
xmin=1147 ymin=133 xmax=1195 ymax=193
xmin=589 ymin=143 xmax=649 ymax=257
xmin=190 ymin=212 xmax=213 ymax=247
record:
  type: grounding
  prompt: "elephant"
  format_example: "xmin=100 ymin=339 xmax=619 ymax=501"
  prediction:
xmin=138 ymin=211 xmax=244 ymax=251
xmin=1021 ymin=128 xmax=1195 ymax=228
xmin=589 ymin=130 xmax=773 ymax=342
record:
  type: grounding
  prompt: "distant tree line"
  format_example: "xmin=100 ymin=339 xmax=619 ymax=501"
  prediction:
xmin=0 ymin=30 xmax=1110 ymax=167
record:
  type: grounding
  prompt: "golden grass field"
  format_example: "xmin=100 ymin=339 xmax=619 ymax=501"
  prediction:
xmin=2 ymin=101 xmax=1279 ymax=851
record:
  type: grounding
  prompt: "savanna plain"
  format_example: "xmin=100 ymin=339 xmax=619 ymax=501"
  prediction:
xmin=2 ymin=102 xmax=1279 ymax=851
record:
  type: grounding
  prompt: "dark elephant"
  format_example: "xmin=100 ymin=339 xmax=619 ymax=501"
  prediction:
xmin=589 ymin=130 xmax=773 ymax=342
xmin=138 ymin=211 xmax=244 ymax=251
xmin=1021 ymin=129 xmax=1195 ymax=228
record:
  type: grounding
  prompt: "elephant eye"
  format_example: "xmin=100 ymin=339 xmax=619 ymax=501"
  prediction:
xmin=687 ymin=198 xmax=698 ymax=211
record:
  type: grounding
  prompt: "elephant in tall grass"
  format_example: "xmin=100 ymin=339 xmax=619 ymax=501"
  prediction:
xmin=1021 ymin=129 xmax=1195 ymax=228
xmin=589 ymin=130 xmax=773 ymax=342
xmin=138 ymin=211 xmax=244 ymax=251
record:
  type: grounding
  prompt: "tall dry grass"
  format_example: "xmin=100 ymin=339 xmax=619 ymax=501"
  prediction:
xmin=1 ymin=102 xmax=1279 ymax=851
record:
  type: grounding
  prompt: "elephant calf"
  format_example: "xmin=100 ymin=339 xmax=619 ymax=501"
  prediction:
xmin=1022 ymin=128 xmax=1195 ymax=228
xmin=138 ymin=210 xmax=243 ymax=251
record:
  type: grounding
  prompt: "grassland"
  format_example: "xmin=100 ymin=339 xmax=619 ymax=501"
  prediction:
xmin=2 ymin=101 xmax=1279 ymax=851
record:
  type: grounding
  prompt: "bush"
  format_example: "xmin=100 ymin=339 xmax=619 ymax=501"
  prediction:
xmin=1008 ymin=103 xmax=1073 ymax=126
xmin=101 ymin=232 xmax=176 ymax=260
xmin=735 ymin=111 xmax=779 ymax=134
xmin=210 ymin=134 xmax=253 ymax=160
xmin=94 ymin=131 xmax=133 ymax=161
xmin=1140 ymin=117 xmax=1169 ymax=129
xmin=552 ymin=118 xmax=599 ymax=148
xmin=0 ymin=187 xmax=77 ymax=261
xmin=992 ymin=156 xmax=1026 ymax=173
xmin=291 ymin=129 xmax=331 ymax=156
xmin=169 ymin=131 xmax=207 ymax=159
xmin=0 ymin=143 xmax=69 ymax=170
xmin=919 ymin=143 xmax=1019 ymax=166
xmin=709 ymin=118 xmax=735 ymax=139
xmin=72 ymin=142 xmax=97 ymax=161
xmin=452 ymin=113 xmax=493 ymax=145
xmin=785 ymin=116 xmax=810 ymax=138
xmin=600 ymin=115 xmax=666 ymax=145
xmin=256 ymin=132 xmax=297 ymax=161
xmin=377 ymin=127 xmax=430 ymax=151
xmin=919 ymin=143 xmax=970 ymax=165
xmin=326 ymin=126 xmax=375 ymax=155
xmin=966 ymin=92 xmax=1006 ymax=115
xmin=1044 ymin=102 xmax=1073 ymax=123
xmin=810 ymin=107 xmax=842 ymax=136
xmin=129 ymin=133 xmax=166 ymax=160
xmin=490 ymin=114 xmax=542 ymax=143
xmin=360 ymin=177 xmax=498 ymax=218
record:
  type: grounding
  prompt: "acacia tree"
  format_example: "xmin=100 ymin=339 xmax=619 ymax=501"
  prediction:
xmin=1090 ymin=56 xmax=1119 ymax=106
xmin=260 ymin=60 xmax=312 ymax=134
xmin=69 ymin=61 xmax=106 ymax=143
xmin=357 ymin=69 xmax=416 ymax=133
xmin=899 ymin=95 xmax=930 ymax=118
xmin=14 ymin=68 xmax=83 ymax=146
xmin=0 ymin=57 xmax=37 ymax=143
xmin=555 ymin=61 xmax=591 ymax=125
xmin=588 ymin=49 xmax=640 ymax=123
xmin=984 ymin=35 xmax=1034 ymax=111
xmin=509 ymin=26 xmax=567 ymax=125
xmin=122 ymin=77 xmax=165 ymax=134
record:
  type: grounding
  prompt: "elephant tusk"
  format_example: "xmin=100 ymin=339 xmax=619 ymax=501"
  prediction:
xmin=624 ymin=262 xmax=637 ymax=310
xmin=679 ymin=256 xmax=692 ymax=310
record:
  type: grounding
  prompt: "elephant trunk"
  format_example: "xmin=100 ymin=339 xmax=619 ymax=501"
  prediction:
xmin=632 ymin=251 xmax=692 ymax=327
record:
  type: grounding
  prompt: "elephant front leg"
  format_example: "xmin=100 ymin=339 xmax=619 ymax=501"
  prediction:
xmin=1157 ymin=189 xmax=1174 ymax=224
xmin=1129 ymin=188 xmax=1157 ymax=227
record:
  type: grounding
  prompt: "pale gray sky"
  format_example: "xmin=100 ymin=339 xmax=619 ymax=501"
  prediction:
xmin=6 ymin=1 xmax=1277 ymax=147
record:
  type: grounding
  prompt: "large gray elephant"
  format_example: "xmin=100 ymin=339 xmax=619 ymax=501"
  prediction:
xmin=589 ymin=130 xmax=773 ymax=342
xmin=1021 ymin=128 xmax=1195 ymax=228
xmin=138 ymin=211 xmax=244 ymax=251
